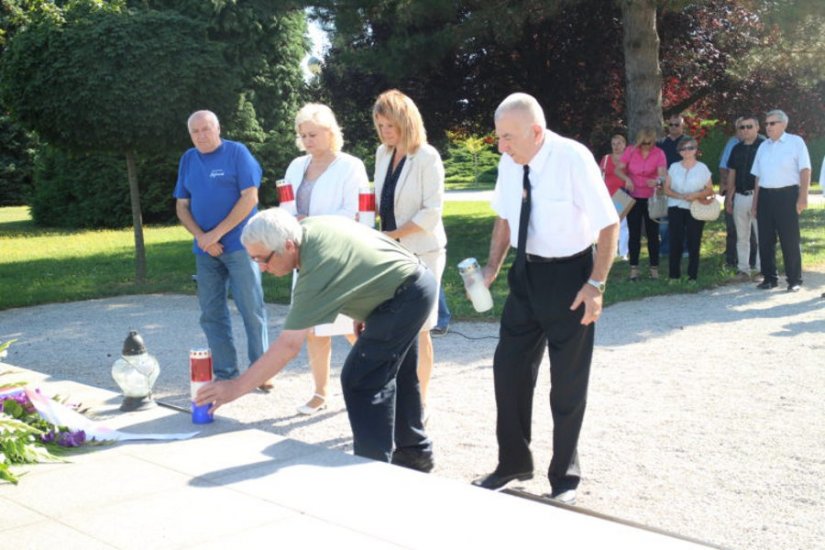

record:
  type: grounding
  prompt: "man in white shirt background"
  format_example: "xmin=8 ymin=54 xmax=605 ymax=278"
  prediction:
xmin=750 ymin=109 xmax=811 ymax=292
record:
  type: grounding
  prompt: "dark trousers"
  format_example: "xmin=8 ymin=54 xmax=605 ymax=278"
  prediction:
xmin=757 ymin=186 xmax=802 ymax=286
xmin=667 ymin=207 xmax=705 ymax=280
xmin=341 ymin=267 xmax=436 ymax=462
xmin=492 ymin=251 xmax=594 ymax=493
xmin=626 ymin=198 xmax=660 ymax=267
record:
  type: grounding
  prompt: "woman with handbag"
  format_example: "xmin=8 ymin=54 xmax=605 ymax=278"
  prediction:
xmin=614 ymin=127 xmax=667 ymax=281
xmin=600 ymin=134 xmax=630 ymax=260
xmin=663 ymin=137 xmax=714 ymax=282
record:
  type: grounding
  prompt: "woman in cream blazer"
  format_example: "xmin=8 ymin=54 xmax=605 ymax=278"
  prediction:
xmin=373 ymin=90 xmax=446 ymax=422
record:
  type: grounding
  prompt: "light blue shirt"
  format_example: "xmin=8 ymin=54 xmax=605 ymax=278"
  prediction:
xmin=750 ymin=132 xmax=811 ymax=188
xmin=719 ymin=136 xmax=739 ymax=169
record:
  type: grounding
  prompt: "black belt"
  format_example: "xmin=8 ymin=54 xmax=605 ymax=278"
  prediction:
xmin=759 ymin=185 xmax=797 ymax=192
xmin=736 ymin=190 xmax=753 ymax=196
xmin=526 ymin=247 xmax=592 ymax=264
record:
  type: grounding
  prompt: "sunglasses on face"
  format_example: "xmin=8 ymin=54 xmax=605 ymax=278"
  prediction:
xmin=679 ymin=146 xmax=697 ymax=152
xmin=738 ymin=124 xmax=754 ymax=130
xmin=766 ymin=120 xmax=782 ymax=126
xmin=640 ymin=141 xmax=653 ymax=146
xmin=668 ymin=123 xmax=682 ymax=127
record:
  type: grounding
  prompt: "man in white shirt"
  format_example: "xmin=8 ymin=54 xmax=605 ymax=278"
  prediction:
xmin=750 ymin=109 xmax=811 ymax=292
xmin=472 ymin=93 xmax=619 ymax=505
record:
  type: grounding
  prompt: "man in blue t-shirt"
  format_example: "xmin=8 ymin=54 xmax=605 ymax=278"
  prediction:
xmin=173 ymin=110 xmax=268 ymax=381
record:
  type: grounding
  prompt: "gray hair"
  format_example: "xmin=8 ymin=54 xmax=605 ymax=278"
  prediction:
xmin=187 ymin=110 xmax=220 ymax=131
xmin=766 ymin=109 xmax=789 ymax=124
xmin=294 ymin=103 xmax=344 ymax=153
xmin=494 ymin=93 xmax=546 ymax=129
xmin=241 ymin=208 xmax=303 ymax=254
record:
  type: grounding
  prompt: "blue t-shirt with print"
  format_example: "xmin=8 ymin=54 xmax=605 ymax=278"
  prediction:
xmin=173 ymin=140 xmax=262 ymax=255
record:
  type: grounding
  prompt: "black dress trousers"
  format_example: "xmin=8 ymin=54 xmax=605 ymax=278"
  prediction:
xmin=492 ymin=250 xmax=594 ymax=493
xmin=757 ymin=186 xmax=802 ymax=286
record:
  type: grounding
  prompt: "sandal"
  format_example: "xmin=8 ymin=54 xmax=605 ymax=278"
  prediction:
xmin=297 ymin=393 xmax=327 ymax=416
xmin=629 ymin=266 xmax=640 ymax=282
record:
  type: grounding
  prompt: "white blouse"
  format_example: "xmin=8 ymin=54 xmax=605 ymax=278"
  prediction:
xmin=667 ymin=161 xmax=711 ymax=209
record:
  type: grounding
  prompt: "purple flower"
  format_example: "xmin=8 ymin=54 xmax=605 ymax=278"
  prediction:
xmin=41 ymin=430 xmax=56 ymax=443
xmin=56 ymin=430 xmax=86 ymax=447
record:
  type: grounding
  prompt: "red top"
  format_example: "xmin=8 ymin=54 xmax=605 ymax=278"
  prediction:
xmin=600 ymin=154 xmax=624 ymax=196
xmin=619 ymin=145 xmax=666 ymax=199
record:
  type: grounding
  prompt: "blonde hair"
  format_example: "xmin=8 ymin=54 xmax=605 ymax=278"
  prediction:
xmin=372 ymin=89 xmax=427 ymax=153
xmin=294 ymin=103 xmax=344 ymax=153
xmin=634 ymin=127 xmax=657 ymax=148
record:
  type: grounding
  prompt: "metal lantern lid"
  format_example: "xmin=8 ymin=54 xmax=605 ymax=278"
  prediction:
xmin=122 ymin=330 xmax=147 ymax=356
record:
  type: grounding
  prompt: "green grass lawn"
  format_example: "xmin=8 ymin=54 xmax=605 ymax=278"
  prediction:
xmin=2 ymin=203 xmax=823 ymax=316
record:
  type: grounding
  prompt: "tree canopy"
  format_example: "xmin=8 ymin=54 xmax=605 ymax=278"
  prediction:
xmin=314 ymin=0 xmax=825 ymax=152
xmin=1 ymin=4 xmax=242 ymax=282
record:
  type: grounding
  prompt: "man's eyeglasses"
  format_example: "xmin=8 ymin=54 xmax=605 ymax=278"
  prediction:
xmin=678 ymin=146 xmax=697 ymax=152
xmin=251 ymin=251 xmax=275 ymax=265
xmin=766 ymin=120 xmax=782 ymax=126
xmin=668 ymin=123 xmax=682 ymax=127
xmin=737 ymin=124 xmax=754 ymax=130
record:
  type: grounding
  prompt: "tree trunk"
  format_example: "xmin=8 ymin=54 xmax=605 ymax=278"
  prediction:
xmin=620 ymin=0 xmax=663 ymax=140
xmin=125 ymin=150 xmax=147 ymax=285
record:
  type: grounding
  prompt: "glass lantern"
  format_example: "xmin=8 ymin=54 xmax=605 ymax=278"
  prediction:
xmin=111 ymin=330 xmax=160 ymax=411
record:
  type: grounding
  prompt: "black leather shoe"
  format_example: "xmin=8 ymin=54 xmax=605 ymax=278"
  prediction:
xmin=756 ymin=280 xmax=777 ymax=290
xmin=545 ymin=489 xmax=577 ymax=505
xmin=472 ymin=470 xmax=533 ymax=490
xmin=391 ymin=449 xmax=434 ymax=473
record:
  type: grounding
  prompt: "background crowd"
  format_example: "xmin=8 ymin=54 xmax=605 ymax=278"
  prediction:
xmin=600 ymin=111 xmax=813 ymax=291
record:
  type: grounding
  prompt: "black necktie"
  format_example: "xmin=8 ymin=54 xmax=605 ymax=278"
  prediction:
xmin=516 ymin=164 xmax=531 ymax=264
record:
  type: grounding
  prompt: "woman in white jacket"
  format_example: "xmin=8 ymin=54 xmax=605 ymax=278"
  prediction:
xmin=372 ymin=90 xmax=447 ymax=423
xmin=284 ymin=103 xmax=369 ymax=415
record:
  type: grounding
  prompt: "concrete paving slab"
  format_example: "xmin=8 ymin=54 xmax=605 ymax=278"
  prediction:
xmin=1 ymin=453 xmax=188 ymax=518
xmin=1 ymin=365 xmax=713 ymax=548
xmin=0 ymin=495 xmax=47 ymax=530
xmin=191 ymin=514 xmax=405 ymax=550
xmin=2 ymin=518 xmax=115 ymax=549
xmin=125 ymin=430 xmax=329 ymax=480
xmin=59 ymin=484 xmax=297 ymax=550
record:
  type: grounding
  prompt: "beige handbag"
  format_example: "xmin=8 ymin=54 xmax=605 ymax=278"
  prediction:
xmin=612 ymin=188 xmax=636 ymax=220
xmin=647 ymin=188 xmax=669 ymax=221
xmin=690 ymin=196 xmax=722 ymax=221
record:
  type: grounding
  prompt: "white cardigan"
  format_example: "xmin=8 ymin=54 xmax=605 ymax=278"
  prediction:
xmin=283 ymin=152 xmax=368 ymax=218
xmin=374 ymin=143 xmax=447 ymax=255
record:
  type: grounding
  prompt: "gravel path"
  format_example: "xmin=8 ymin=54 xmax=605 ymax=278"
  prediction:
xmin=2 ymin=270 xmax=823 ymax=549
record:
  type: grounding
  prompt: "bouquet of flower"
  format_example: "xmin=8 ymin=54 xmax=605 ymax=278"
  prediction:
xmin=1 ymin=383 xmax=88 ymax=485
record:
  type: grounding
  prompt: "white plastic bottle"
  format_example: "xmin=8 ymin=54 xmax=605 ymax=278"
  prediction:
xmin=458 ymin=258 xmax=493 ymax=312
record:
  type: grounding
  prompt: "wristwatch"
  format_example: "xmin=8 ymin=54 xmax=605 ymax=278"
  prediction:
xmin=587 ymin=279 xmax=606 ymax=294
